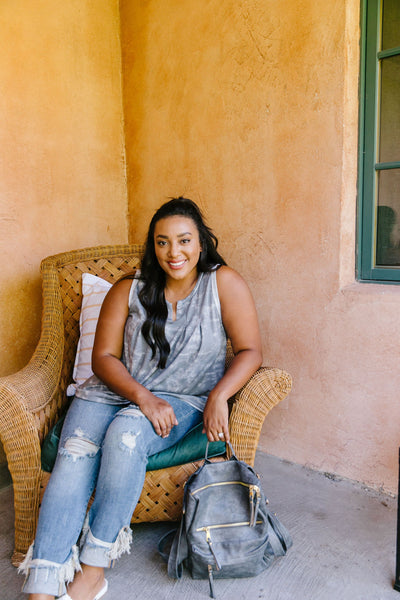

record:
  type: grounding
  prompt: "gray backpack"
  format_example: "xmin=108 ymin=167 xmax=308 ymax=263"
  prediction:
xmin=161 ymin=443 xmax=292 ymax=598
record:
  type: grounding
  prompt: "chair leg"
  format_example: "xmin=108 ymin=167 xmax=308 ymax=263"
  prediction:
xmin=394 ymin=448 xmax=400 ymax=591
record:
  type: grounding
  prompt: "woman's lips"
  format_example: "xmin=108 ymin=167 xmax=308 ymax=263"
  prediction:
xmin=168 ymin=259 xmax=187 ymax=269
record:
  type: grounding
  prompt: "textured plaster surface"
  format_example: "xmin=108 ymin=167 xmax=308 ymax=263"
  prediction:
xmin=2 ymin=0 xmax=398 ymax=496
xmin=0 ymin=0 xmax=128 ymax=377
xmin=120 ymin=0 xmax=400 ymax=494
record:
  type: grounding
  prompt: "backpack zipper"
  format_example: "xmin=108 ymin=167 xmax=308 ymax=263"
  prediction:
xmin=192 ymin=483 xmax=262 ymax=526
xmin=196 ymin=521 xmax=264 ymax=570
xmin=196 ymin=521 xmax=263 ymax=532
xmin=191 ymin=481 xmax=258 ymax=495
xmin=203 ymin=527 xmax=222 ymax=571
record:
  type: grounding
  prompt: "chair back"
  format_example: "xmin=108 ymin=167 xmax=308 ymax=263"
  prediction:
xmin=37 ymin=244 xmax=143 ymax=438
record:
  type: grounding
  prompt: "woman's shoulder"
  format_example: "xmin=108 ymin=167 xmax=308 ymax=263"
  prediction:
xmin=110 ymin=277 xmax=134 ymax=294
xmin=215 ymin=265 xmax=247 ymax=286
xmin=215 ymin=265 xmax=251 ymax=300
xmin=101 ymin=277 xmax=135 ymax=308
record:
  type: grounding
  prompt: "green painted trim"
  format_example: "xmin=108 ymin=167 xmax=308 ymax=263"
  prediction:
xmin=360 ymin=0 xmax=380 ymax=280
xmin=356 ymin=0 xmax=368 ymax=279
xmin=358 ymin=277 xmax=400 ymax=285
xmin=378 ymin=46 xmax=400 ymax=59
xmin=368 ymin=267 xmax=400 ymax=280
xmin=375 ymin=162 xmax=400 ymax=170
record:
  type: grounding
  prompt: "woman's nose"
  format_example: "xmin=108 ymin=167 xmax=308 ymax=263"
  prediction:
xmin=168 ymin=242 xmax=180 ymax=257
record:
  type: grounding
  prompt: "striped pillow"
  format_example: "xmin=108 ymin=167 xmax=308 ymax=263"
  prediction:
xmin=67 ymin=273 xmax=112 ymax=396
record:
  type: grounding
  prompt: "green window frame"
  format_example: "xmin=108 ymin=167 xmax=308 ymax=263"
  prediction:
xmin=358 ymin=0 xmax=400 ymax=282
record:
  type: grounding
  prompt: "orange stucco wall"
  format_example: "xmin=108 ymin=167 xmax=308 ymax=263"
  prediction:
xmin=2 ymin=1 xmax=399 ymax=495
xmin=0 ymin=0 xmax=128 ymax=378
xmin=120 ymin=0 xmax=400 ymax=494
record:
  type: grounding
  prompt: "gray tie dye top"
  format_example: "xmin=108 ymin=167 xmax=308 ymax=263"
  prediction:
xmin=75 ymin=270 xmax=227 ymax=411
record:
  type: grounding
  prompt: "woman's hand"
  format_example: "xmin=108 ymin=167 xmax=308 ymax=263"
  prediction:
xmin=202 ymin=393 xmax=230 ymax=443
xmin=136 ymin=391 xmax=178 ymax=438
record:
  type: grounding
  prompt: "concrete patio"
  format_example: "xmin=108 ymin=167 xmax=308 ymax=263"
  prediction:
xmin=1 ymin=451 xmax=399 ymax=600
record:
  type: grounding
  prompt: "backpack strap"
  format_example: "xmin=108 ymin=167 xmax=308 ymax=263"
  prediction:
xmin=167 ymin=516 xmax=188 ymax=579
xmin=267 ymin=512 xmax=293 ymax=556
xmin=158 ymin=528 xmax=177 ymax=563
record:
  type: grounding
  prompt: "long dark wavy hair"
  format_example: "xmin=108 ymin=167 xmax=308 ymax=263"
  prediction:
xmin=138 ymin=197 xmax=226 ymax=368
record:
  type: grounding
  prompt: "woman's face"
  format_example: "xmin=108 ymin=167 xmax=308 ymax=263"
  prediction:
xmin=154 ymin=215 xmax=202 ymax=283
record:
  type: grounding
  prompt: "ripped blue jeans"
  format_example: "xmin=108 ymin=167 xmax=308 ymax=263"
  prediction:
xmin=20 ymin=395 xmax=203 ymax=596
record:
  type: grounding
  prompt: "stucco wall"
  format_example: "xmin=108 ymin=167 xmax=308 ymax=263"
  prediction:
xmin=121 ymin=0 xmax=400 ymax=493
xmin=0 ymin=0 xmax=128 ymax=377
xmin=0 ymin=1 xmax=128 ymax=476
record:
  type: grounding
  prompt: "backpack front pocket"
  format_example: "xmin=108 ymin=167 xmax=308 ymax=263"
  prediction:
xmin=190 ymin=521 xmax=270 ymax=579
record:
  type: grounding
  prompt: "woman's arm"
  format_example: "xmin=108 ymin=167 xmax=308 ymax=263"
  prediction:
xmin=202 ymin=266 xmax=263 ymax=442
xmin=91 ymin=279 xmax=178 ymax=438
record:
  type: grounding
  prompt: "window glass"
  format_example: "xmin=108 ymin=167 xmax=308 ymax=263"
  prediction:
xmin=376 ymin=169 xmax=400 ymax=265
xmin=381 ymin=0 xmax=400 ymax=50
xmin=379 ymin=55 xmax=400 ymax=163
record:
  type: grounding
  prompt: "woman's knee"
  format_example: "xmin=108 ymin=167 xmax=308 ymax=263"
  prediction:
xmin=104 ymin=407 xmax=151 ymax=456
xmin=60 ymin=433 xmax=100 ymax=461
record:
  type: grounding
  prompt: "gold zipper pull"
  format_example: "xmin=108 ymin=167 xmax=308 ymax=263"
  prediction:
xmin=249 ymin=485 xmax=261 ymax=526
xmin=205 ymin=528 xmax=222 ymax=571
xmin=249 ymin=486 xmax=255 ymax=526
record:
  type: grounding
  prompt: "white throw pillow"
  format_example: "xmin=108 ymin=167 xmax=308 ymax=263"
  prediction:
xmin=66 ymin=273 xmax=112 ymax=396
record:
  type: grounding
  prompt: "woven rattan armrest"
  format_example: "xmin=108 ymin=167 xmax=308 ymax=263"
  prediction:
xmin=0 ymin=375 xmax=44 ymax=564
xmin=0 ymin=267 xmax=65 ymax=565
xmin=229 ymin=367 xmax=292 ymax=466
xmin=0 ymin=373 xmax=64 ymax=566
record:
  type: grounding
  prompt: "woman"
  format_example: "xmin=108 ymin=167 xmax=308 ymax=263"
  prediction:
xmin=21 ymin=197 xmax=262 ymax=600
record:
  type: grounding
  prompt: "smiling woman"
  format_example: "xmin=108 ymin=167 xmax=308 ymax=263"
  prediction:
xmin=20 ymin=197 xmax=263 ymax=600
xmin=136 ymin=198 xmax=229 ymax=370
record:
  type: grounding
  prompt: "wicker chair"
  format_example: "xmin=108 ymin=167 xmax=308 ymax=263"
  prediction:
xmin=0 ymin=244 xmax=292 ymax=567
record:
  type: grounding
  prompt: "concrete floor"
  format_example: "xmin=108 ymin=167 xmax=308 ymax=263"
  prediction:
xmin=1 ymin=452 xmax=399 ymax=600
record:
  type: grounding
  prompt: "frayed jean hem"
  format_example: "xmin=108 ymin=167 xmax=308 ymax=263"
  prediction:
xmin=79 ymin=524 xmax=133 ymax=567
xmin=19 ymin=523 xmax=133 ymax=595
xmin=19 ymin=543 xmax=81 ymax=596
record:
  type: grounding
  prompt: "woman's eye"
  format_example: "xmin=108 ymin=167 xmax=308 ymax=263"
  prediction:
xmin=180 ymin=238 xmax=191 ymax=244
xmin=157 ymin=240 xmax=167 ymax=247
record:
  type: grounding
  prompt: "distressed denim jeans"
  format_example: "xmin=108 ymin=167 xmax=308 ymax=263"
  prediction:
xmin=20 ymin=395 xmax=203 ymax=596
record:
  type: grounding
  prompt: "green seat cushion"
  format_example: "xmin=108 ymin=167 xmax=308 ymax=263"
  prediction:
xmin=41 ymin=416 xmax=226 ymax=473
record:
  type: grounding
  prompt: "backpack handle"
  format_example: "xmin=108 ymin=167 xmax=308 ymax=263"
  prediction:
xmin=205 ymin=440 xmax=237 ymax=462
